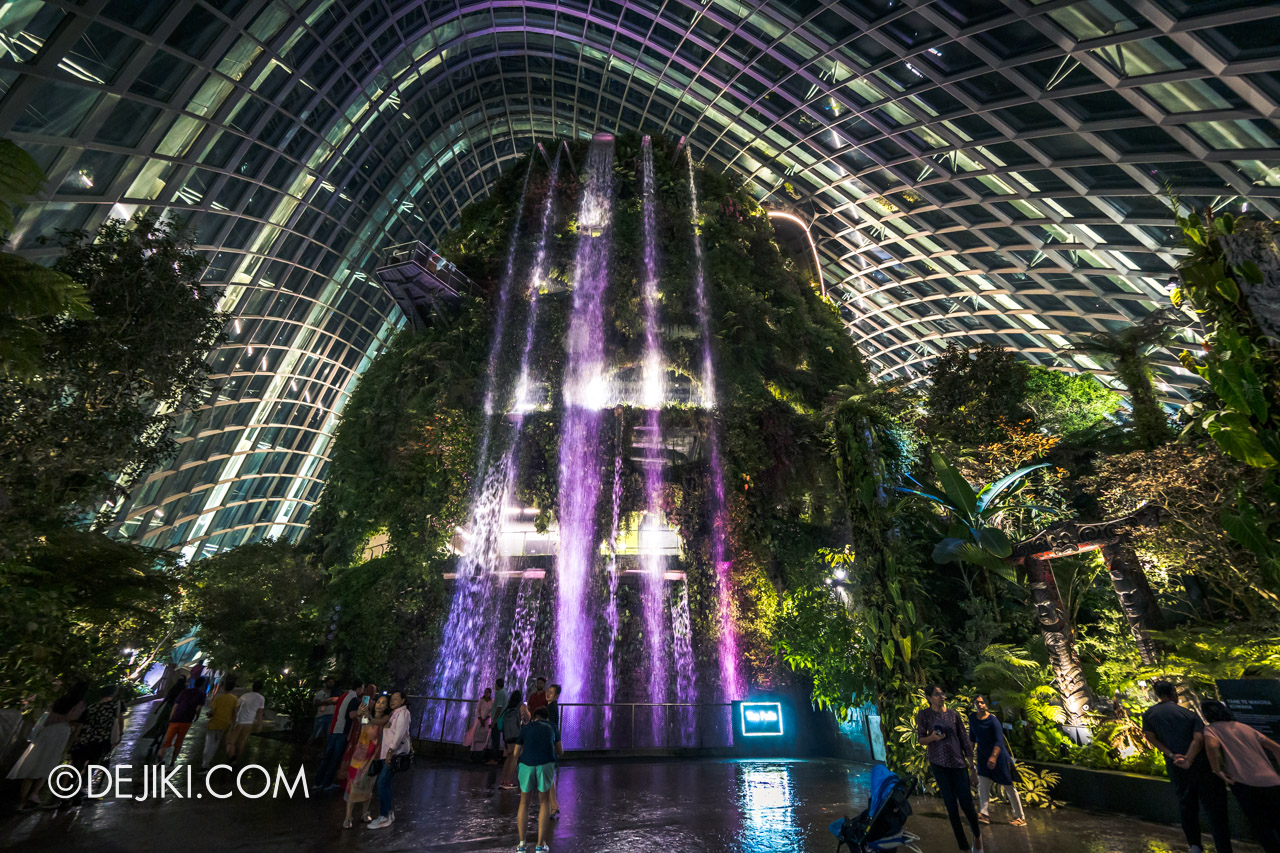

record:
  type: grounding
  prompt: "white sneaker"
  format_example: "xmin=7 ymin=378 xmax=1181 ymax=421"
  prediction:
xmin=382 ymin=811 xmax=394 ymax=827
xmin=366 ymin=816 xmax=387 ymax=830
xmin=535 ymin=845 xmax=550 ymax=853
xmin=515 ymin=844 xmax=527 ymax=852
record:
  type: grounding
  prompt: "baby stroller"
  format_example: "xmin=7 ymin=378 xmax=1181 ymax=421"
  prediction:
xmin=829 ymin=764 xmax=922 ymax=853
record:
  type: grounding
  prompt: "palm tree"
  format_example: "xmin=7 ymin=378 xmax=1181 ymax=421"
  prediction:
xmin=1069 ymin=308 xmax=1187 ymax=449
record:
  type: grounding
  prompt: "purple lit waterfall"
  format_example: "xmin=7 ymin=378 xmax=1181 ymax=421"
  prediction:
xmin=603 ymin=450 xmax=623 ymax=736
xmin=687 ymin=151 xmax=744 ymax=701
xmin=555 ymin=136 xmax=615 ymax=702
xmin=427 ymin=164 xmax=535 ymax=701
xmin=513 ymin=151 xmax=561 ymax=417
xmin=483 ymin=159 xmax=534 ymax=423
xmin=639 ymin=137 xmax=671 ymax=718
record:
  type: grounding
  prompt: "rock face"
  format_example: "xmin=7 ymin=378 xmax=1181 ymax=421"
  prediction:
xmin=1218 ymin=218 xmax=1280 ymax=345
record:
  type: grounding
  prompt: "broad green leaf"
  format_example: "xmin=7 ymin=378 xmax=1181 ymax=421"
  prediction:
xmin=977 ymin=526 xmax=1012 ymax=558
xmin=1238 ymin=260 xmax=1263 ymax=285
xmin=0 ymin=138 xmax=46 ymax=234
xmin=1215 ymin=278 xmax=1239 ymax=302
xmin=1205 ymin=412 xmax=1278 ymax=468
xmin=1209 ymin=357 xmax=1269 ymax=421
xmin=977 ymin=463 xmax=1050 ymax=512
xmin=932 ymin=536 xmax=968 ymax=564
xmin=897 ymin=486 xmax=947 ymax=506
xmin=931 ymin=451 xmax=977 ymax=519
xmin=1220 ymin=497 xmax=1278 ymax=563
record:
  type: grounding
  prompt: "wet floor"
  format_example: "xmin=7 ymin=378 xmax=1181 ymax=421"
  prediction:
xmin=1 ymin=701 xmax=1258 ymax=852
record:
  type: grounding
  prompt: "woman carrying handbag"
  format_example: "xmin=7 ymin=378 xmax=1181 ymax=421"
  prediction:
xmin=969 ymin=695 xmax=1027 ymax=827
xmin=367 ymin=690 xmax=412 ymax=831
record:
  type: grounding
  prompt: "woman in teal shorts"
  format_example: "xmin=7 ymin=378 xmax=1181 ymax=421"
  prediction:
xmin=514 ymin=705 xmax=562 ymax=853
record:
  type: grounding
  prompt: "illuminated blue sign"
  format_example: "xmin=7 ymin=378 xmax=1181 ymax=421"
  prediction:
xmin=740 ymin=701 xmax=784 ymax=737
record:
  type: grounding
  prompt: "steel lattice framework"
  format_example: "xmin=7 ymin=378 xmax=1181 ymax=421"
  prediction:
xmin=1 ymin=0 xmax=1277 ymax=557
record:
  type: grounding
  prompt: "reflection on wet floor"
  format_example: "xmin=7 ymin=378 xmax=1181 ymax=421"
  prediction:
xmin=0 ymin=700 xmax=1264 ymax=852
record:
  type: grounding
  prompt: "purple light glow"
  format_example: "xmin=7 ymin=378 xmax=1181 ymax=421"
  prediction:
xmin=555 ymin=137 xmax=615 ymax=703
xmin=428 ymin=164 xmax=536 ymax=702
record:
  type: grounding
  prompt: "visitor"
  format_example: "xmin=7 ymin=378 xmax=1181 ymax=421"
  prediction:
xmin=226 ymin=679 xmax=266 ymax=763
xmin=368 ymin=689 xmax=412 ymax=830
xmin=8 ymin=682 xmax=87 ymax=811
xmin=313 ymin=680 xmax=359 ymax=789
xmin=337 ymin=684 xmax=378 ymax=784
xmin=527 ymin=677 xmax=548 ymax=714
xmin=466 ymin=687 xmax=494 ymax=763
xmin=514 ymin=704 xmax=562 ymax=853
xmin=916 ymin=684 xmax=983 ymax=851
xmin=344 ymin=692 xmax=389 ymax=829
xmin=202 ymin=675 xmax=239 ymax=769
xmin=546 ymin=683 xmax=562 ymax=818
xmin=546 ymin=683 xmax=561 ymax=730
xmin=969 ymin=695 xmax=1025 ymax=827
xmin=1203 ymin=699 xmax=1280 ymax=852
xmin=142 ymin=678 xmax=186 ymax=758
xmin=489 ymin=677 xmax=509 ymax=764
xmin=1143 ymin=681 xmax=1233 ymax=853
xmin=312 ymin=676 xmax=337 ymax=743
xmin=157 ymin=675 xmax=207 ymax=765
xmin=499 ymin=690 xmax=528 ymax=790
xmin=67 ymin=685 xmax=125 ymax=796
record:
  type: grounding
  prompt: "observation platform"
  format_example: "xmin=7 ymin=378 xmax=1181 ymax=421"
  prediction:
xmin=374 ymin=241 xmax=474 ymax=328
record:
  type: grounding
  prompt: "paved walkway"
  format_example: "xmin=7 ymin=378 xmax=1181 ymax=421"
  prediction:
xmin=0 ymin=700 xmax=1257 ymax=852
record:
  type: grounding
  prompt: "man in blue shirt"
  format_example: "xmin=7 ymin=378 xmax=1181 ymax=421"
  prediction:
xmin=514 ymin=705 xmax=561 ymax=852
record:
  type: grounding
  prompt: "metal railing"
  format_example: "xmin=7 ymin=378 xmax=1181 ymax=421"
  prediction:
xmin=407 ymin=696 xmax=734 ymax=750
xmin=377 ymin=241 xmax=474 ymax=295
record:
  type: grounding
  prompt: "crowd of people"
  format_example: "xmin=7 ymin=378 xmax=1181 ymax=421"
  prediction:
xmin=11 ymin=666 xmax=1280 ymax=853
xmin=916 ymin=680 xmax=1280 ymax=853
xmin=463 ymin=675 xmax=564 ymax=853
xmin=308 ymin=679 xmax=414 ymax=830
xmin=306 ymin=672 xmax=560 ymax=849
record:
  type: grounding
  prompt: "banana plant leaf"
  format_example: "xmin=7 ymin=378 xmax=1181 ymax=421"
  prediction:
xmin=932 ymin=536 xmax=969 ymax=564
xmin=932 ymin=450 xmax=978 ymax=519
xmin=976 ymin=463 xmax=1050 ymax=512
xmin=977 ymin=526 xmax=1012 ymax=557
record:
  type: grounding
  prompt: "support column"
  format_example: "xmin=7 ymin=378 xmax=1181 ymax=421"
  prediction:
xmin=1101 ymin=541 xmax=1163 ymax=666
xmin=1025 ymin=555 xmax=1095 ymax=733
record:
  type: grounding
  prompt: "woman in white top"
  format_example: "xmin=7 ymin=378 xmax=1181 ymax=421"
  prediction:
xmin=367 ymin=690 xmax=412 ymax=831
xmin=9 ymin=682 xmax=88 ymax=810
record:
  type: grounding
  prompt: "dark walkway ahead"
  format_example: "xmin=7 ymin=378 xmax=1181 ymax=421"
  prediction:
xmin=1 ymin=702 xmax=1257 ymax=852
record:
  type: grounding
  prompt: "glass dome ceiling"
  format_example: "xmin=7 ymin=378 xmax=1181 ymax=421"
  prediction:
xmin=2 ymin=0 xmax=1277 ymax=556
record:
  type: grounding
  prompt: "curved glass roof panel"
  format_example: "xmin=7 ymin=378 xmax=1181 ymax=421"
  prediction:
xmin=2 ymin=0 xmax=1277 ymax=555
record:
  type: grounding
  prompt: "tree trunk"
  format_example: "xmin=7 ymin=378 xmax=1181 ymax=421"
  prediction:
xmin=1025 ymin=556 xmax=1095 ymax=731
xmin=1101 ymin=541 xmax=1163 ymax=666
xmin=1116 ymin=352 xmax=1169 ymax=450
